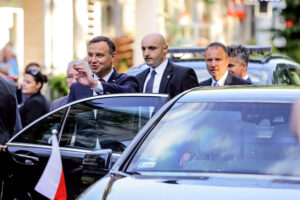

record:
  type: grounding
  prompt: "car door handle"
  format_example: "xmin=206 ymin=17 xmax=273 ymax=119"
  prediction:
xmin=13 ymin=153 xmax=39 ymax=165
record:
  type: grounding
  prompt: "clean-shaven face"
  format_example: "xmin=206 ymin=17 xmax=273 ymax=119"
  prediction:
xmin=205 ymin=46 xmax=229 ymax=81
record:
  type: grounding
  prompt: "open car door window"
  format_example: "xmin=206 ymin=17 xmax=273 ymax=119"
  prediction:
xmin=60 ymin=95 xmax=168 ymax=151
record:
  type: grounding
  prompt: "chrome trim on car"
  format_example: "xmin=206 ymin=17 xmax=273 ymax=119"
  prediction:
xmin=7 ymin=142 xmax=123 ymax=156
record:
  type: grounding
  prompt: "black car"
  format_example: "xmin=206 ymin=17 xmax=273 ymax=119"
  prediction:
xmin=78 ymin=86 xmax=300 ymax=200
xmin=127 ymin=46 xmax=300 ymax=85
xmin=0 ymin=93 xmax=168 ymax=200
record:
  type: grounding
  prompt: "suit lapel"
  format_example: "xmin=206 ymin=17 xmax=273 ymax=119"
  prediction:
xmin=107 ymin=68 xmax=118 ymax=83
xmin=138 ymin=68 xmax=150 ymax=92
xmin=159 ymin=61 xmax=172 ymax=93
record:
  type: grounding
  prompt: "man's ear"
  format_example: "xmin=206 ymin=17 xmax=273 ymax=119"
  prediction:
xmin=111 ymin=52 xmax=116 ymax=61
xmin=242 ymin=62 xmax=247 ymax=70
xmin=163 ymin=45 xmax=168 ymax=54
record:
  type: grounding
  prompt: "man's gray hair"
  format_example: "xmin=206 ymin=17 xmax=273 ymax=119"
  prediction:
xmin=227 ymin=44 xmax=249 ymax=65
xmin=67 ymin=60 xmax=91 ymax=73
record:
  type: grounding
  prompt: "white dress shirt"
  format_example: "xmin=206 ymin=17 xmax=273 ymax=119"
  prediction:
xmin=211 ymin=71 xmax=228 ymax=86
xmin=243 ymin=74 xmax=249 ymax=80
xmin=91 ymin=68 xmax=114 ymax=95
xmin=143 ymin=59 xmax=168 ymax=93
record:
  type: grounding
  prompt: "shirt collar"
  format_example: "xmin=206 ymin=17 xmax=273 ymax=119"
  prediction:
xmin=148 ymin=59 xmax=168 ymax=75
xmin=243 ymin=74 xmax=249 ymax=80
xmin=94 ymin=68 xmax=114 ymax=82
xmin=212 ymin=71 xmax=228 ymax=86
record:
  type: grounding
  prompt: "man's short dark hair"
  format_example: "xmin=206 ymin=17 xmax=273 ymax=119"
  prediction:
xmin=205 ymin=42 xmax=228 ymax=57
xmin=227 ymin=44 xmax=249 ymax=65
xmin=89 ymin=36 xmax=116 ymax=55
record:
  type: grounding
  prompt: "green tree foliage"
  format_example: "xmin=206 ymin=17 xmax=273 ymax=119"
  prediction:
xmin=274 ymin=0 xmax=300 ymax=63
xmin=48 ymin=73 xmax=68 ymax=100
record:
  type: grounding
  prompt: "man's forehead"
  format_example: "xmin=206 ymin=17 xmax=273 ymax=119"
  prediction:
xmin=205 ymin=46 xmax=227 ymax=56
xmin=88 ymin=41 xmax=109 ymax=51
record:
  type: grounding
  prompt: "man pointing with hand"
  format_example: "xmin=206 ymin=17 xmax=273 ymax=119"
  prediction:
xmin=68 ymin=36 xmax=138 ymax=102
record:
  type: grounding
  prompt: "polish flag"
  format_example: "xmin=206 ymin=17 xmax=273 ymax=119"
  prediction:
xmin=35 ymin=135 xmax=67 ymax=200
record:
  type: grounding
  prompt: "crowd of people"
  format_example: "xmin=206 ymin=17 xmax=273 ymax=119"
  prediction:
xmin=1 ymin=32 xmax=299 ymax=150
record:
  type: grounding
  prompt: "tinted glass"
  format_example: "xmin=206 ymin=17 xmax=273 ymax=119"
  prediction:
xmin=60 ymin=97 xmax=166 ymax=152
xmin=128 ymin=102 xmax=300 ymax=176
xmin=12 ymin=108 xmax=67 ymax=144
xmin=288 ymin=67 xmax=300 ymax=85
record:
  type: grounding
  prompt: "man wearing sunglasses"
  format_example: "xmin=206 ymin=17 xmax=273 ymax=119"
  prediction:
xmin=68 ymin=36 xmax=138 ymax=102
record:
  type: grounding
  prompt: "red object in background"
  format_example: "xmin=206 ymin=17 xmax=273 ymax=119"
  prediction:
xmin=227 ymin=0 xmax=247 ymax=19
xmin=286 ymin=20 xmax=294 ymax=28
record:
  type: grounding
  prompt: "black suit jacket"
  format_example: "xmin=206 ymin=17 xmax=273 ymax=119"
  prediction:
xmin=20 ymin=92 xmax=50 ymax=127
xmin=0 ymin=76 xmax=17 ymax=145
xmin=68 ymin=68 xmax=138 ymax=102
xmin=199 ymin=72 xmax=251 ymax=86
xmin=136 ymin=61 xmax=199 ymax=98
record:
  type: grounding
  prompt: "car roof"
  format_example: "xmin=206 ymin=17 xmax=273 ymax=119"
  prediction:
xmin=177 ymin=85 xmax=300 ymax=103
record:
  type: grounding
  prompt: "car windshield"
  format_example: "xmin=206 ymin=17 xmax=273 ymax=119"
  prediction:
xmin=127 ymin=102 xmax=300 ymax=176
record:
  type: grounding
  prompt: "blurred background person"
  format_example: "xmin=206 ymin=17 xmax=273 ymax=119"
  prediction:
xmin=20 ymin=69 xmax=50 ymax=127
xmin=227 ymin=44 xmax=251 ymax=84
xmin=2 ymin=43 xmax=19 ymax=77
xmin=19 ymin=62 xmax=43 ymax=104
xmin=50 ymin=60 xmax=89 ymax=111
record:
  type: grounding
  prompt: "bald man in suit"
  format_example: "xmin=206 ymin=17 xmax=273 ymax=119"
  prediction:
xmin=136 ymin=33 xmax=199 ymax=99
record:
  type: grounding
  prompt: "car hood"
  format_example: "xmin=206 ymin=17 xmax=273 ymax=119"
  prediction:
xmin=78 ymin=173 xmax=300 ymax=200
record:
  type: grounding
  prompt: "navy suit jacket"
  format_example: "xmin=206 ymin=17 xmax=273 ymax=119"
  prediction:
xmin=199 ymin=72 xmax=251 ymax=86
xmin=68 ymin=68 xmax=138 ymax=102
xmin=136 ymin=61 xmax=199 ymax=98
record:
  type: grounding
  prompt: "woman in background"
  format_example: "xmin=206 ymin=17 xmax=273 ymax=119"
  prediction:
xmin=20 ymin=69 xmax=50 ymax=127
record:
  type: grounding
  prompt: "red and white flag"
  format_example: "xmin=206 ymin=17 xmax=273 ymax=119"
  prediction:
xmin=35 ymin=135 xmax=67 ymax=200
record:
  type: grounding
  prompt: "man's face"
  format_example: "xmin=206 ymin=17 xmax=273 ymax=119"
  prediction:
xmin=141 ymin=35 xmax=168 ymax=68
xmin=205 ymin=46 xmax=229 ymax=81
xmin=88 ymin=41 xmax=115 ymax=78
xmin=228 ymin=56 xmax=246 ymax=78
xmin=66 ymin=67 xmax=79 ymax=89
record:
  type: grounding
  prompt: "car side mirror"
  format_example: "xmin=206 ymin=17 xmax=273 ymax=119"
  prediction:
xmin=82 ymin=149 xmax=112 ymax=174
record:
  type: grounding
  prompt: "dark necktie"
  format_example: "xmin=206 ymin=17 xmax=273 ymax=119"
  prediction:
xmin=99 ymin=78 xmax=105 ymax=82
xmin=213 ymin=82 xmax=218 ymax=87
xmin=145 ymin=70 xmax=156 ymax=93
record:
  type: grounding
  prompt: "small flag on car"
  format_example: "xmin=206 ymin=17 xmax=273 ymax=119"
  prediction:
xmin=35 ymin=134 xmax=67 ymax=200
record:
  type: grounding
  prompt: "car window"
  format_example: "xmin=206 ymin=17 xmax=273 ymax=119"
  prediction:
xmin=287 ymin=67 xmax=300 ymax=85
xmin=275 ymin=64 xmax=292 ymax=85
xmin=12 ymin=108 xmax=68 ymax=145
xmin=127 ymin=102 xmax=300 ymax=176
xmin=60 ymin=96 xmax=166 ymax=152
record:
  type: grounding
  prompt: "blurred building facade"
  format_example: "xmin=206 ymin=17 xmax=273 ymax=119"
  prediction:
xmin=0 ymin=0 xmax=285 ymax=74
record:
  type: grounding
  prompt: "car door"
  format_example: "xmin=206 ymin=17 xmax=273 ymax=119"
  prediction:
xmin=1 ymin=107 xmax=68 ymax=200
xmin=1 ymin=94 xmax=168 ymax=200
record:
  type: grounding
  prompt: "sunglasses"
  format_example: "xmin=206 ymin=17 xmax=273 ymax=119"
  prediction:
xmin=27 ymin=69 xmax=40 ymax=76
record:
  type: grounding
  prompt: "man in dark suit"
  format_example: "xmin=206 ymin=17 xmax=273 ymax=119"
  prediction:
xmin=199 ymin=42 xmax=250 ymax=86
xmin=68 ymin=36 xmax=138 ymax=102
xmin=227 ymin=44 xmax=252 ymax=84
xmin=136 ymin=33 xmax=199 ymax=99
xmin=0 ymin=75 xmax=17 ymax=147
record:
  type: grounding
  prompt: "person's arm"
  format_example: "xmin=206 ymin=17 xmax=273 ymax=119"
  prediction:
xmin=290 ymin=97 xmax=300 ymax=138
xmin=102 ymin=75 xmax=139 ymax=94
